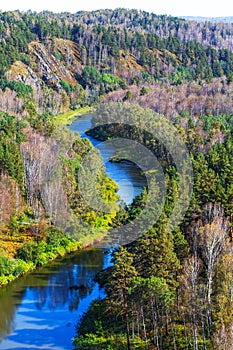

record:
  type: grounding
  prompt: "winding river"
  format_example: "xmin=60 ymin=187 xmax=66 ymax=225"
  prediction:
xmin=0 ymin=114 xmax=146 ymax=350
xmin=69 ymin=114 xmax=147 ymax=204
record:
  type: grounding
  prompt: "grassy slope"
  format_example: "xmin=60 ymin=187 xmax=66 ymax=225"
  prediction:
xmin=53 ymin=106 xmax=95 ymax=125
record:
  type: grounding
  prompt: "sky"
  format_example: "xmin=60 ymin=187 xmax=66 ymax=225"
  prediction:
xmin=0 ymin=0 xmax=233 ymax=18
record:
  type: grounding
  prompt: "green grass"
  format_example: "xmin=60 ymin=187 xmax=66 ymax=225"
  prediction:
xmin=53 ymin=106 xmax=95 ymax=125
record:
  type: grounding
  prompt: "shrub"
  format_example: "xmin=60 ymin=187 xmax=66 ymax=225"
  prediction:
xmin=0 ymin=254 xmax=33 ymax=286
xmin=16 ymin=241 xmax=39 ymax=263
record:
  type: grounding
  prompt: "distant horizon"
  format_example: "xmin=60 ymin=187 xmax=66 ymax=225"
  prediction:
xmin=1 ymin=7 xmax=233 ymax=20
xmin=0 ymin=0 xmax=233 ymax=18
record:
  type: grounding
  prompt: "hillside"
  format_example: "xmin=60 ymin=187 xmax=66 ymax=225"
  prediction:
xmin=0 ymin=8 xmax=233 ymax=350
xmin=1 ymin=9 xmax=233 ymax=117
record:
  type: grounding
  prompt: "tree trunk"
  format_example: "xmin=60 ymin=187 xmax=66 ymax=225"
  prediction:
xmin=141 ymin=306 xmax=148 ymax=350
xmin=123 ymin=272 xmax=131 ymax=350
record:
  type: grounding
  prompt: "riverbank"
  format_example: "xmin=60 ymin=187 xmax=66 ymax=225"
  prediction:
xmin=0 ymin=233 xmax=81 ymax=287
xmin=0 ymin=229 xmax=110 ymax=288
xmin=53 ymin=106 xmax=95 ymax=125
xmin=0 ymin=243 xmax=111 ymax=350
xmin=0 ymin=108 xmax=112 ymax=289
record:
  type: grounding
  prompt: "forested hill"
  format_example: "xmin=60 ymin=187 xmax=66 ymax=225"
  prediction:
xmin=1 ymin=9 xmax=233 ymax=116
xmin=1 ymin=8 xmax=233 ymax=349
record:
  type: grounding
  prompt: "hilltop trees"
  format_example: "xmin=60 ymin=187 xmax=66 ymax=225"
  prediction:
xmin=2 ymin=9 xmax=233 ymax=116
xmin=0 ymin=8 xmax=233 ymax=347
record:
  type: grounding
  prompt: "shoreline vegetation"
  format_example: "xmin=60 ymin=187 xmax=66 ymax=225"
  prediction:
xmin=0 ymin=106 xmax=108 ymax=288
xmin=73 ymin=103 xmax=233 ymax=350
xmin=1 ymin=8 xmax=233 ymax=348
xmin=0 ymin=233 xmax=107 ymax=288
xmin=0 ymin=220 xmax=110 ymax=288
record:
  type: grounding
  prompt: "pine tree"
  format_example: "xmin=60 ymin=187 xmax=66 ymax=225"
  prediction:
xmin=106 ymin=246 xmax=138 ymax=350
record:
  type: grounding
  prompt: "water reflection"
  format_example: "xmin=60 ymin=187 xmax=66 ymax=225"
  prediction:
xmin=0 ymin=113 xmax=146 ymax=349
xmin=0 ymin=248 xmax=109 ymax=350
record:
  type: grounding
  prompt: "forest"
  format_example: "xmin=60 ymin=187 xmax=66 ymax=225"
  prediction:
xmin=0 ymin=7 xmax=232 ymax=350
xmin=1 ymin=8 xmax=233 ymax=116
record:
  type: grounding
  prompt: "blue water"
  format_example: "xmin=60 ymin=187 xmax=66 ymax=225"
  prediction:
xmin=69 ymin=114 xmax=147 ymax=205
xmin=0 ymin=114 xmax=146 ymax=350
xmin=0 ymin=248 xmax=112 ymax=350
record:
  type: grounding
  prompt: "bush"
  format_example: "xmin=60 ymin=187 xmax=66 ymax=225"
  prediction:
xmin=60 ymin=79 xmax=73 ymax=93
xmin=0 ymin=78 xmax=33 ymax=97
xmin=1 ymin=228 xmax=80 ymax=286
xmin=73 ymin=334 xmax=145 ymax=349
xmin=12 ymin=259 xmax=33 ymax=276
xmin=16 ymin=241 xmax=39 ymax=263
xmin=0 ymin=255 xmax=11 ymax=276
xmin=16 ymin=228 xmax=80 ymax=266
xmin=0 ymin=254 xmax=33 ymax=286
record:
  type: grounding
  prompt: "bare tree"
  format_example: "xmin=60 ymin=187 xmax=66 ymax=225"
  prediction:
xmin=180 ymin=256 xmax=202 ymax=350
xmin=198 ymin=215 xmax=229 ymax=328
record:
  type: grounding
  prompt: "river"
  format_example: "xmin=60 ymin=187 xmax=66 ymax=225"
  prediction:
xmin=0 ymin=114 xmax=146 ymax=350
xmin=69 ymin=114 xmax=147 ymax=204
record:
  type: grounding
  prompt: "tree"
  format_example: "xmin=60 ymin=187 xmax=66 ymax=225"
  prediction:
xmin=130 ymin=275 xmax=175 ymax=349
xmin=106 ymin=246 xmax=138 ymax=350
xmin=123 ymin=90 xmax=133 ymax=101
xmin=211 ymin=251 xmax=233 ymax=349
xmin=198 ymin=215 xmax=229 ymax=327
xmin=180 ymin=256 xmax=202 ymax=350
xmin=134 ymin=220 xmax=180 ymax=286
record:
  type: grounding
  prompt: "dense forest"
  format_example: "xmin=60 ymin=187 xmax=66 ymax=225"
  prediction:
xmin=73 ymin=103 xmax=233 ymax=349
xmin=1 ymin=9 xmax=233 ymax=116
xmin=0 ymin=7 xmax=233 ymax=350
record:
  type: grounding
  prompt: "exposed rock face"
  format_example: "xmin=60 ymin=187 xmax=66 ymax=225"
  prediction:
xmin=4 ymin=39 xmax=85 ymax=116
xmin=1 ymin=21 xmax=181 ymax=118
xmin=6 ymin=39 xmax=82 ymax=91
xmin=6 ymin=61 xmax=40 ymax=89
xmin=54 ymin=38 xmax=82 ymax=76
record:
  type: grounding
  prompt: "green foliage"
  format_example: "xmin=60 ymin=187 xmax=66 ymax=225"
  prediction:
xmin=16 ymin=228 xmax=80 ymax=266
xmin=123 ymin=90 xmax=133 ymax=101
xmin=139 ymin=86 xmax=150 ymax=96
xmin=74 ymin=300 xmax=145 ymax=349
xmin=76 ymin=103 xmax=233 ymax=349
xmin=1 ymin=10 xmax=233 ymax=348
xmin=82 ymin=66 xmax=102 ymax=86
xmin=24 ymin=98 xmax=38 ymax=118
xmin=0 ymin=79 xmax=33 ymax=97
xmin=141 ymin=71 xmax=154 ymax=84
xmin=101 ymin=73 xmax=126 ymax=92
xmin=172 ymin=227 xmax=189 ymax=262
xmin=60 ymin=80 xmax=74 ymax=93
xmin=201 ymin=113 xmax=233 ymax=133
xmin=0 ymin=254 xmax=33 ymax=286
xmin=53 ymin=50 xmax=61 ymax=60
xmin=74 ymin=333 xmax=145 ymax=349
xmin=16 ymin=241 xmax=44 ymax=264
xmin=1 ymin=10 xmax=233 ymax=89
xmin=81 ymin=67 xmax=126 ymax=96
xmin=29 ymin=113 xmax=56 ymax=136
xmin=0 ymin=12 xmax=34 ymax=75
xmin=171 ymin=66 xmax=194 ymax=85
xmin=0 ymin=112 xmax=25 ymax=186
